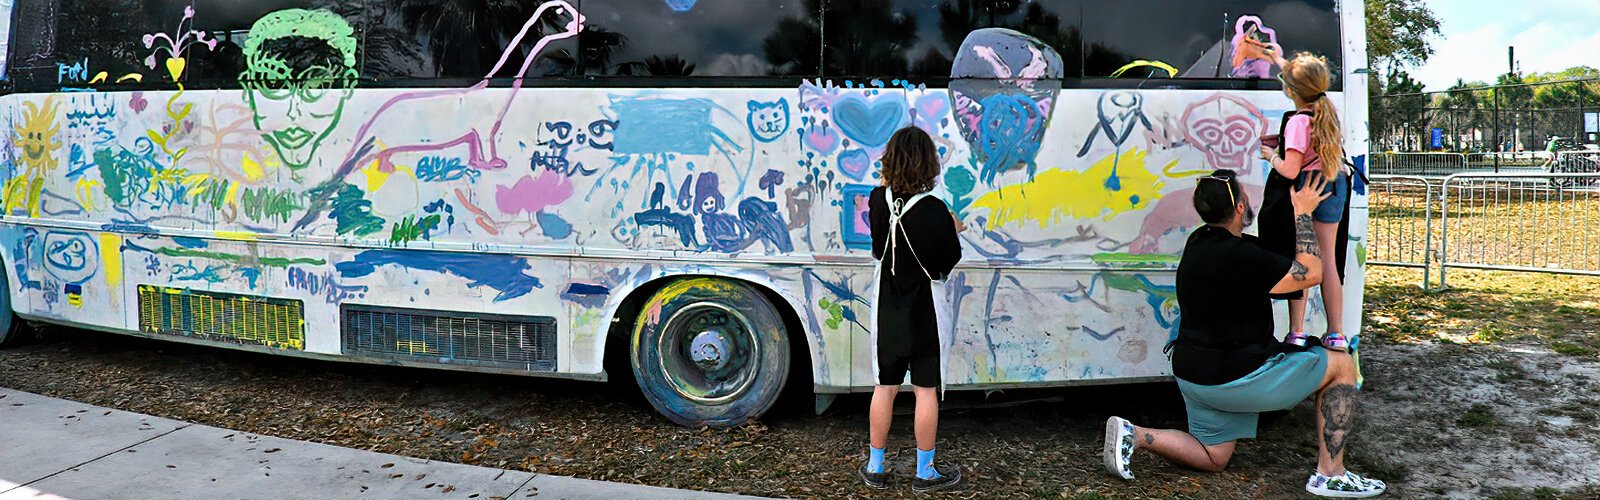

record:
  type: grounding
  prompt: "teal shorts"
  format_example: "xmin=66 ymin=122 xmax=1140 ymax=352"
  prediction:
xmin=1176 ymin=348 xmax=1330 ymax=445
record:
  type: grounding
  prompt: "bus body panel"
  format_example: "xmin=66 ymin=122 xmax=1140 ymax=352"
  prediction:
xmin=0 ymin=81 xmax=1362 ymax=390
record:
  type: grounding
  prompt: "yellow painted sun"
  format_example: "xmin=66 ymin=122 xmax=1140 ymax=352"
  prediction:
xmin=14 ymin=98 xmax=62 ymax=174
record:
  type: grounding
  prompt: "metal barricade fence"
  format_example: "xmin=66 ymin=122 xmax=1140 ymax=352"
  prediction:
xmin=1367 ymin=175 xmax=1437 ymax=287
xmin=1437 ymin=173 xmax=1600 ymax=287
xmin=1366 ymin=173 xmax=1600 ymax=289
xmin=1370 ymin=152 xmax=1465 ymax=177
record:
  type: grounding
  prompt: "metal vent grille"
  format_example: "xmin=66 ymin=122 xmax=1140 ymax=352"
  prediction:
xmin=137 ymin=285 xmax=305 ymax=350
xmin=341 ymin=305 xmax=557 ymax=372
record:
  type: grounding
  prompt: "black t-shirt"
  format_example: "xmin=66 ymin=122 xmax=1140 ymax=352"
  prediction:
xmin=1170 ymin=225 xmax=1296 ymax=385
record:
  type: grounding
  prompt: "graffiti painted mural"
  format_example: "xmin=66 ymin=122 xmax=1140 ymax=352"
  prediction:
xmin=0 ymin=3 xmax=1369 ymax=408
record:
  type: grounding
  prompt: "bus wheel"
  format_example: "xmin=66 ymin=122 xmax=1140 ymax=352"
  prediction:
xmin=631 ymin=277 xmax=790 ymax=427
xmin=0 ymin=264 xmax=24 ymax=348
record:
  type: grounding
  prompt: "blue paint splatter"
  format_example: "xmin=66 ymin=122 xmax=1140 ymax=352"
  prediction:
xmin=336 ymin=250 xmax=544 ymax=302
xmin=561 ymin=282 xmax=611 ymax=308
xmin=173 ymin=237 xmax=208 ymax=249
xmin=536 ymin=211 xmax=573 ymax=239
xmin=1351 ymin=155 xmax=1368 ymax=195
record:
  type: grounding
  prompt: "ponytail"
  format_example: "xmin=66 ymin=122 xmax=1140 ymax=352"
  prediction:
xmin=1282 ymin=52 xmax=1343 ymax=181
xmin=1311 ymin=95 xmax=1343 ymax=181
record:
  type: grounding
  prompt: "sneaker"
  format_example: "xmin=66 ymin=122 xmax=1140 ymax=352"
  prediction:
xmin=1306 ymin=470 xmax=1386 ymax=498
xmin=911 ymin=465 xmax=963 ymax=493
xmin=1322 ymin=332 xmax=1350 ymax=351
xmin=1285 ymin=331 xmax=1312 ymax=347
xmin=857 ymin=462 xmax=889 ymax=489
xmin=1102 ymin=416 xmax=1135 ymax=480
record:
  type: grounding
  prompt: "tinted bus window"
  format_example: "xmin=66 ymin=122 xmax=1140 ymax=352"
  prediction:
xmin=825 ymin=0 xmax=1083 ymax=81
xmin=1081 ymin=0 xmax=1340 ymax=84
xmin=582 ymin=0 xmax=820 ymax=78
xmin=186 ymin=1 xmax=366 ymax=86
xmin=362 ymin=0 xmax=575 ymax=81
xmin=51 ymin=0 xmax=193 ymax=86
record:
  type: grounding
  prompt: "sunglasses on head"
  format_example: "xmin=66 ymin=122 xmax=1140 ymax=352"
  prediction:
xmin=1198 ymin=175 xmax=1237 ymax=207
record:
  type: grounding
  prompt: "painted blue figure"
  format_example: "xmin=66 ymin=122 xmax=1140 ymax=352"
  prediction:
xmin=695 ymin=172 xmax=745 ymax=252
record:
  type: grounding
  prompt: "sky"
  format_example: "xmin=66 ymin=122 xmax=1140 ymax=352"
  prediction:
xmin=1411 ymin=0 xmax=1600 ymax=90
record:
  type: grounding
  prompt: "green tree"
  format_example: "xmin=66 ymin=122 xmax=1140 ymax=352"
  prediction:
xmin=1378 ymin=69 xmax=1427 ymax=149
xmin=1366 ymin=0 xmax=1443 ymax=107
xmin=1365 ymin=0 xmax=1442 ymax=76
xmin=1440 ymin=79 xmax=1485 ymax=150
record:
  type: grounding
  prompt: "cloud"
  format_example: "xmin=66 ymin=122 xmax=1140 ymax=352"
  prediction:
xmin=1413 ymin=0 xmax=1600 ymax=90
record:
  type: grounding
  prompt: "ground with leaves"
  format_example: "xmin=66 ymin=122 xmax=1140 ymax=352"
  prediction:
xmin=1 ymin=267 xmax=1595 ymax=499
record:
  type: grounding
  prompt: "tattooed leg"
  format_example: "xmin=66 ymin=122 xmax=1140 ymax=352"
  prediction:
xmin=1316 ymin=384 xmax=1358 ymax=474
xmin=1130 ymin=425 xmax=1236 ymax=472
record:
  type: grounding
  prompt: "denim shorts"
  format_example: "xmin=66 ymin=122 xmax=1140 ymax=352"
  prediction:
xmin=1297 ymin=171 xmax=1348 ymax=224
xmin=1175 ymin=348 xmax=1330 ymax=445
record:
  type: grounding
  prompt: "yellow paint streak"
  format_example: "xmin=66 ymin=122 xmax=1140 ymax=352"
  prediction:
xmin=214 ymin=231 xmax=258 ymax=242
xmin=363 ymin=160 xmax=394 ymax=192
xmin=99 ymin=233 xmax=123 ymax=289
xmin=68 ymin=293 xmax=82 ymax=307
xmin=972 ymin=150 xmax=1170 ymax=229
xmin=224 ymin=181 xmax=241 ymax=204
xmin=75 ymin=178 xmax=101 ymax=211
xmin=240 ymin=155 xmax=266 ymax=182
xmin=396 ymin=340 xmax=434 ymax=354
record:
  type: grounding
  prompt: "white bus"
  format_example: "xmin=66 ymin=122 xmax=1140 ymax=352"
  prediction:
xmin=0 ymin=0 xmax=1369 ymax=426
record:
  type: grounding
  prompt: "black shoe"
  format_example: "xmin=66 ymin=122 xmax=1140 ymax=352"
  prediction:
xmin=911 ymin=466 xmax=963 ymax=493
xmin=858 ymin=463 xmax=890 ymax=489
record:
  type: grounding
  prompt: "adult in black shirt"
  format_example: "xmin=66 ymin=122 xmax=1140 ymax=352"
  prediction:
xmin=1102 ymin=170 xmax=1386 ymax=498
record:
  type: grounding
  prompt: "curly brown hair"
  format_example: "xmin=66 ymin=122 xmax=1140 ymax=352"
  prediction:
xmin=881 ymin=127 xmax=940 ymax=195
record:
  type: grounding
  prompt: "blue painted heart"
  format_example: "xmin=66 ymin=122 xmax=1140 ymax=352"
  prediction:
xmin=832 ymin=94 xmax=908 ymax=148
xmin=838 ymin=148 xmax=872 ymax=181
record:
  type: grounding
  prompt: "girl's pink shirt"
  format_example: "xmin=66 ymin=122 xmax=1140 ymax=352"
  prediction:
xmin=1284 ymin=114 xmax=1320 ymax=172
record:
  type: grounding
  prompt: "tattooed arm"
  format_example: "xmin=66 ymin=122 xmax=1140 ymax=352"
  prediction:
xmin=1271 ymin=176 xmax=1331 ymax=294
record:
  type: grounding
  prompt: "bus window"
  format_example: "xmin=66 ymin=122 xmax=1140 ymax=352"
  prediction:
xmin=187 ymin=1 xmax=367 ymax=86
xmin=581 ymin=0 xmax=820 ymax=78
xmin=360 ymin=0 xmax=576 ymax=81
xmin=48 ymin=0 xmax=192 ymax=87
xmin=1080 ymin=0 xmax=1340 ymax=85
xmin=824 ymin=0 xmax=1084 ymax=82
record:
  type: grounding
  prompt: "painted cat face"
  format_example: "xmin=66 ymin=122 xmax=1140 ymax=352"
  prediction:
xmin=747 ymin=98 xmax=789 ymax=143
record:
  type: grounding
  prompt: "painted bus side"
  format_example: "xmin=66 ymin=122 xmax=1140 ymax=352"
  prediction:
xmin=0 ymin=0 xmax=1370 ymax=425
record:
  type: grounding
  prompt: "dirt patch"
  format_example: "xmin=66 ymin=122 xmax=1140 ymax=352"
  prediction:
xmin=0 ymin=268 xmax=1595 ymax=499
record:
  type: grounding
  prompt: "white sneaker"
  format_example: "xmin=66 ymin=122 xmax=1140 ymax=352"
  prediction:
xmin=1306 ymin=470 xmax=1387 ymax=498
xmin=1102 ymin=416 xmax=1135 ymax=480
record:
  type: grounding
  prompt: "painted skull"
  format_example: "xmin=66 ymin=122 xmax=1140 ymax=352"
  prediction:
xmin=1181 ymin=94 xmax=1266 ymax=172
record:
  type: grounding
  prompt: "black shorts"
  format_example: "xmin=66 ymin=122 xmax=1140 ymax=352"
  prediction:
xmin=877 ymin=328 xmax=941 ymax=388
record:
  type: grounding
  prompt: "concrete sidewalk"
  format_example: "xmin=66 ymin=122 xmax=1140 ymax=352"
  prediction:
xmin=0 ymin=388 xmax=763 ymax=500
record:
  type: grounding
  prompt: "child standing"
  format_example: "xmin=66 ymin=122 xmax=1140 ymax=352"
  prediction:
xmin=859 ymin=127 xmax=965 ymax=492
xmin=1262 ymin=53 xmax=1352 ymax=350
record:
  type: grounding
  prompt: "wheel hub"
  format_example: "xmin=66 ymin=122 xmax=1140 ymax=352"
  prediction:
xmin=689 ymin=329 xmax=728 ymax=370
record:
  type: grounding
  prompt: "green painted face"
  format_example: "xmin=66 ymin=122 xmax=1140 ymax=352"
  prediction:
xmin=240 ymin=9 xmax=358 ymax=171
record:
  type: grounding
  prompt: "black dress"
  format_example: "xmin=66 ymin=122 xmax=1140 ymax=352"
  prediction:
xmin=868 ymin=186 xmax=962 ymax=388
xmin=1259 ymin=110 xmax=1354 ymax=301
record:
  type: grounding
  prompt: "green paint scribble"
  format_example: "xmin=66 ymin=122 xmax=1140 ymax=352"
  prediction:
xmin=944 ymin=162 xmax=977 ymax=216
xmin=192 ymin=178 xmax=303 ymax=223
xmin=1091 ymin=252 xmax=1181 ymax=268
xmin=324 ymin=183 xmax=385 ymax=237
xmin=819 ymin=297 xmax=845 ymax=330
xmin=156 ymin=247 xmax=324 ymax=268
xmin=389 ymin=214 xmax=442 ymax=244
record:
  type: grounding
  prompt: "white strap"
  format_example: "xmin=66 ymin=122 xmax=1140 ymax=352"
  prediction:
xmin=884 ymin=188 xmax=937 ymax=281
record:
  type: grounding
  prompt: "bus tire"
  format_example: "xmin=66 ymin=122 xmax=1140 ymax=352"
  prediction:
xmin=0 ymin=264 xmax=24 ymax=348
xmin=630 ymin=277 xmax=790 ymax=427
